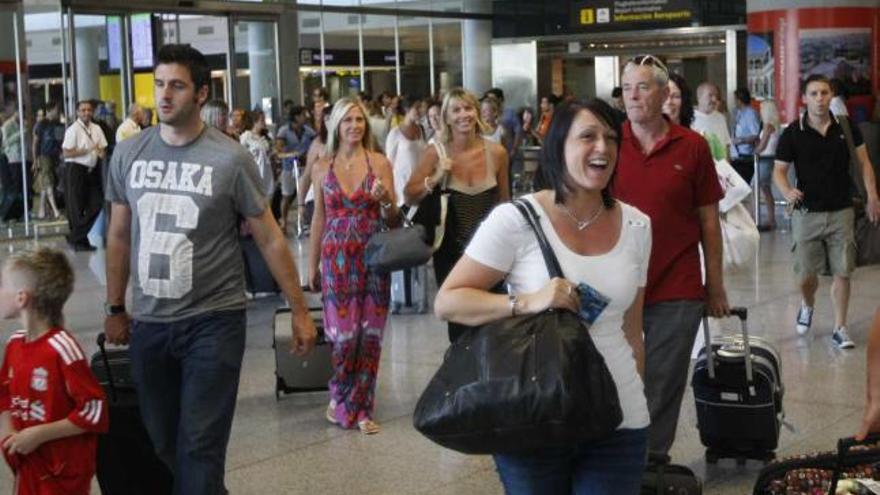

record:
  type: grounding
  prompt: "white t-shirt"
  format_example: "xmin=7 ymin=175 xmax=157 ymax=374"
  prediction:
xmin=465 ymin=195 xmax=652 ymax=430
xmin=62 ymin=120 xmax=107 ymax=168
xmin=830 ymin=96 xmax=848 ymax=117
xmin=368 ymin=115 xmax=389 ymax=153
xmin=482 ymin=125 xmax=505 ymax=144
xmin=385 ymin=127 xmax=426 ymax=206
xmin=116 ymin=117 xmax=142 ymax=143
xmin=240 ymin=130 xmax=275 ymax=197
xmin=692 ymin=110 xmax=733 ymax=159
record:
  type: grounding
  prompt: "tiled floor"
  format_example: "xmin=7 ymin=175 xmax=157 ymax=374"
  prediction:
xmin=0 ymin=226 xmax=877 ymax=494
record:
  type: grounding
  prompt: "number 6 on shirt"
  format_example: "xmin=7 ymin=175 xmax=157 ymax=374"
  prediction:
xmin=136 ymin=193 xmax=198 ymax=298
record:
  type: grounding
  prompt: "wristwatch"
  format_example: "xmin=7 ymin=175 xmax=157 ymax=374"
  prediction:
xmin=104 ymin=303 xmax=126 ymax=316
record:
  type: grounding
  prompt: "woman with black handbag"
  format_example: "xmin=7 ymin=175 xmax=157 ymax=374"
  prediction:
xmin=307 ymin=98 xmax=399 ymax=435
xmin=433 ymin=99 xmax=651 ymax=494
xmin=404 ymin=88 xmax=510 ymax=343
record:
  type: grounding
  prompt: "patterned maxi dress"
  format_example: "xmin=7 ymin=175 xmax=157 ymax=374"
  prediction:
xmin=321 ymin=155 xmax=390 ymax=428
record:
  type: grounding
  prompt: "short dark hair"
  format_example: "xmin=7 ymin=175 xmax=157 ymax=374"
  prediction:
xmin=829 ymin=78 xmax=848 ymax=98
xmin=542 ymin=94 xmax=562 ymax=107
xmin=156 ymin=44 xmax=210 ymax=91
xmin=313 ymin=87 xmax=330 ymax=101
xmin=288 ymin=105 xmax=308 ymax=121
xmin=76 ymin=100 xmax=93 ymax=110
xmin=734 ymin=88 xmax=751 ymax=105
xmin=485 ymin=88 xmax=504 ymax=101
xmin=668 ymin=72 xmax=695 ymax=127
xmin=802 ymin=74 xmax=830 ymax=95
xmin=539 ymin=98 xmax=621 ymax=209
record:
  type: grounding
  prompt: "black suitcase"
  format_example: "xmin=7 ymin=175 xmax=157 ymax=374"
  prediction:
xmin=241 ymin=235 xmax=280 ymax=295
xmin=91 ymin=334 xmax=173 ymax=495
xmin=753 ymin=434 xmax=880 ymax=495
xmin=273 ymin=296 xmax=334 ymax=399
xmin=692 ymin=307 xmax=784 ymax=464
xmin=641 ymin=454 xmax=702 ymax=495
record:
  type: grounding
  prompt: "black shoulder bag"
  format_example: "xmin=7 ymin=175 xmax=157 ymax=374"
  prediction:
xmin=413 ymin=199 xmax=622 ymax=455
xmin=839 ymin=116 xmax=880 ymax=267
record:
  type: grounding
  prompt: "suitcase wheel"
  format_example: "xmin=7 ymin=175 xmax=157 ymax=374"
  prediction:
xmin=275 ymin=376 xmax=284 ymax=401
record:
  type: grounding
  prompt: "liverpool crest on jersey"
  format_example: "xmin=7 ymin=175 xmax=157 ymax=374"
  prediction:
xmin=31 ymin=367 xmax=48 ymax=392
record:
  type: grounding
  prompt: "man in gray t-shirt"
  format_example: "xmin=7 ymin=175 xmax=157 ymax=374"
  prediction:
xmin=106 ymin=124 xmax=264 ymax=320
xmin=104 ymin=44 xmax=316 ymax=495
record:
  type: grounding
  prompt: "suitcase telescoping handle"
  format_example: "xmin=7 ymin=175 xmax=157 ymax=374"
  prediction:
xmin=703 ymin=307 xmax=752 ymax=388
xmin=96 ymin=333 xmax=119 ymax=403
xmin=829 ymin=433 xmax=880 ymax=494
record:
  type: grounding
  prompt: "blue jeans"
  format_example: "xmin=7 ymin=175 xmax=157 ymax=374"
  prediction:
xmin=493 ymin=428 xmax=648 ymax=495
xmin=130 ymin=310 xmax=246 ymax=495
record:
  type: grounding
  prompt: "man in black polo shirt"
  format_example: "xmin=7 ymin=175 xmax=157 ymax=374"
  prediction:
xmin=774 ymin=74 xmax=880 ymax=349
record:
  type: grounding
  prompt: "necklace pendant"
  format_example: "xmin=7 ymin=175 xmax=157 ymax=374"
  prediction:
xmin=576 ymin=221 xmax=590 ymax=231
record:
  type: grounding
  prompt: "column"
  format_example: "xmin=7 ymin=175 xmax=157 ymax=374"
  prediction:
xmin=75 ymin=27 xmax=100 ymax=101
xmin=278 ymin=11 xmax=301 ymax=105
xmin=248 ymin=22 xmax=277 ymax=113
xmin=462 ymin=18 xmax=491 ymax=95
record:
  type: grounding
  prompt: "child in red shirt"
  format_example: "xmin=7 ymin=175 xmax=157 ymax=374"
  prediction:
xmin=0 ymin=248 xmax=108 ymax=494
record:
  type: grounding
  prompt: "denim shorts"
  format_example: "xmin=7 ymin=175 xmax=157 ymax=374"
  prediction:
xmin=493 ymin=428 xmax=648 ymax=495
xmin=757 ymin=156 xmax=775 ymax=186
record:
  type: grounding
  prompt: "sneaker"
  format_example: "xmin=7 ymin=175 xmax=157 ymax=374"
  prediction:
xmin=832 ymin=326 xmax=855 ymax=349
xmin=796 ymin=303 xmax=814 ymax=335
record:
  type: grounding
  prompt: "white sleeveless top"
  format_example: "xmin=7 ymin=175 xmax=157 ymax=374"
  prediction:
xmin=465 ymin=194 xmax=652 ymax=429
xmin=759 ymin=127 xmax=780 ymax=157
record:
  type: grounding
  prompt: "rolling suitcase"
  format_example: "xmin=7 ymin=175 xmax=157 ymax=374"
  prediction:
xmin=273 ymin=304 xmax=334 ymax=399
xmin=90 ymin=334 xmax=173 ymax=495
xmin=390 ymin=265 xmax=430 ymax=314
xmin=753 ymin=434 xmax=880 ymax=495
xmin=241 ymin=235 xmax=280 ymax=295
xmin=692 ymin=307 xmax=784 ymax=464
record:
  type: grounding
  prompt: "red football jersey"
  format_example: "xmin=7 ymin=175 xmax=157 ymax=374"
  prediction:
xmin=0 ymin=328 xmax=108 ymax=494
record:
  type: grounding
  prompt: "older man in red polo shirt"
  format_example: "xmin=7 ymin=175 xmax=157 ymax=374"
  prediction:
xmin=612 ymin=55 xmax=729 ymax=460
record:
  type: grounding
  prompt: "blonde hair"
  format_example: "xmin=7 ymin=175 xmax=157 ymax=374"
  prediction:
xmin=4 ymin=248 xmax=74 ymax=327
xmin=760 ymin=100 xmax=780 ymax=129
xmin=324 ymin=97 xmax=373 ymax=156
xmin=437 ymin=88 xmax=487 ymax=144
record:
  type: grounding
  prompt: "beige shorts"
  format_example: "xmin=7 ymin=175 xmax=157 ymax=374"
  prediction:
xmin=790 ymin=207 xmax=856 ymax=277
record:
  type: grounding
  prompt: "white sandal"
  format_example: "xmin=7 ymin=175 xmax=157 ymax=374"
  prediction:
xmin=357 ymin=419 xmax=380 ymax=435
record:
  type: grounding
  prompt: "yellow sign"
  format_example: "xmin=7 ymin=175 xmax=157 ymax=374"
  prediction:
xmin=580 ymin=8 xmax=594 ymax=25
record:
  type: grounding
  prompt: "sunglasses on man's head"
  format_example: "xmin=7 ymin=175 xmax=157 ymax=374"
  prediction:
xmin=630 ymin=54 xmax=669 ymax=77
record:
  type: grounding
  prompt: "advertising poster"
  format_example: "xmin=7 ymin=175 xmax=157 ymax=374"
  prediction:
xmin=799 ymin=28 xmax=871 ymax=96
xmin=747 ymin=33 xmax=774 ymax=99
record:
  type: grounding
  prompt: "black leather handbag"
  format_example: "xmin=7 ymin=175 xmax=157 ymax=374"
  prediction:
xmin=412 ymin=199 xmax=622 ymax=455
xmin=365 ymin=215 xmax=434 ymax=273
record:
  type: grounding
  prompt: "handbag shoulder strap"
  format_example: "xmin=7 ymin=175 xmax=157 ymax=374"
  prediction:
xmin=432 ymin=140 xmax=450 ymax=190
xmin=512 ymin=198 xmax=564 ymax=279
xmin=838 ymin=115 xmax=868 ymax=201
